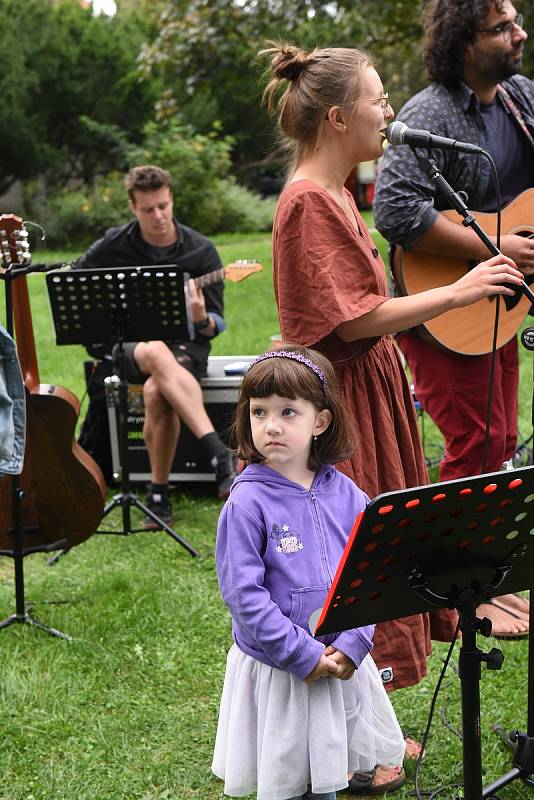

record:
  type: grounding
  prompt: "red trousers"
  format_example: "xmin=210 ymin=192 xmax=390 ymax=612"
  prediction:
xmin=397 ymin=332 xmax=519 ymax=481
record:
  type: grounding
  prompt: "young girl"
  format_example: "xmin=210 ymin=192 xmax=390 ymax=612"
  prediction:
xmin=212 ymin=344 xmax=405 ymax=800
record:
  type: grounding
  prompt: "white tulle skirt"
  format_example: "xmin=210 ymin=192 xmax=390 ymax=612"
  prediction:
xmin=212 ymin=645 xmax=405 ymax=800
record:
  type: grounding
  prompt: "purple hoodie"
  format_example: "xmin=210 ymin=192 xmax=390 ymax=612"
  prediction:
xmin=216 ymin=462 xmax=374 ymax=681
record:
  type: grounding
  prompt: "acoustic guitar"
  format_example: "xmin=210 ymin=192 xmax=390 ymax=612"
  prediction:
xmin=392 ymin=188 xmax=534 ymax=356
xmin=0 ymin=214 xmax=105 ymax=553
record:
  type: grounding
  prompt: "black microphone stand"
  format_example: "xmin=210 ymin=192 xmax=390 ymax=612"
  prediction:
xmin=412 ymin=150 xmax=534 ymax=306
xmin=413 ymin=149 xmax=534 ymax=795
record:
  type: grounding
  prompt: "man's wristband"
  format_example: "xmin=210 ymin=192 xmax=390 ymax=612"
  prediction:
xmin=195 ymin=316 xmax=211 ymax=331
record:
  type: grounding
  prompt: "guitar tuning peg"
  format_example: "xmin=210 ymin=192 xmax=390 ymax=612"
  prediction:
xmin=16 ymin=243 xmax=31 ymax=264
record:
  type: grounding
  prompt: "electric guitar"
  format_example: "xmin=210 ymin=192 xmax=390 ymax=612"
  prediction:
xmin=196 ymin=259 xmax=262 ymax=288
xmin=392 ymin=188 xmax=534 ymax=356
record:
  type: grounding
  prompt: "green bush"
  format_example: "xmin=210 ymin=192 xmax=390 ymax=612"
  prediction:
xmin=24 ymin=121 xmax=275 ymax=247
xmin=25 ymin=173 xmax=128 ymax=249
xmin=214 ymin=178 xmax=276 ymax=233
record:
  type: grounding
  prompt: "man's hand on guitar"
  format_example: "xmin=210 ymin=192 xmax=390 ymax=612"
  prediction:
xmin=452 ymin=254 xmax=523 ymax=307
xmin=186 ymin=277 xmax=207 ymax=322
xmin=497 ymin=234 xmax=534 ymax=276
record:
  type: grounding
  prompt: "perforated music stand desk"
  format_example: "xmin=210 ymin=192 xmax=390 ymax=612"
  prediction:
xmin=46 ymin=264 xmax=194 ymax=347
xmin=315 ymin=467 xmax=534 ymax=800
xmin=46 ymin=265 xmax=199 ymax=556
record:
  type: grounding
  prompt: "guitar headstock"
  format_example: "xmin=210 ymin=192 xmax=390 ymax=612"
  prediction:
xmin=0 ymin=214 xmax=31 ymax=271
xmin=224 ymin=259 xmax=263 ymax=283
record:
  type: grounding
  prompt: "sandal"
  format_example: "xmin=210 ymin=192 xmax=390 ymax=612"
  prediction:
xmin=346 ymin=766 xmax=406 ymax=796
xmin=478 ymin=597 xmax=529 ymax=640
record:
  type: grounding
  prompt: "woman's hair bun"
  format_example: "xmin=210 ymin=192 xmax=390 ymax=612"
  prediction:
xmin=271 ymin=46 xmax=308 ymax=81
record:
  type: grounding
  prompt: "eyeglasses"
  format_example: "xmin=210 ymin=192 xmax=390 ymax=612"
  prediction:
xmin=478 ymin=13 xmax=524 ymax=40
xmin=323 ymin=92 xmax=390 ymax=121
xmin=359 ymin=93 xmax=390 ymax=112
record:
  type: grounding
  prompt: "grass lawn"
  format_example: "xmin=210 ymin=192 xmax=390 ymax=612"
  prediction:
xmin=0 ymin=226 xmax=532 ymax=799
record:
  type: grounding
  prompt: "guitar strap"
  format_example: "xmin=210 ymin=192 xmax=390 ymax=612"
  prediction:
xmin=497 ymin=83 xmax=534 ymax=152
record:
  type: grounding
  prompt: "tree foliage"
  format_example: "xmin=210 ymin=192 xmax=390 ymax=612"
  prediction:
xmin=0 ymin=0 xmax=159 ymax=194
xmin=139 ymin=0 xmax=426 ymax=180
xmin=27 ymin=120 xmax=275 ymax=246
xmin=138 ymin=0 xmax=534 ymax=180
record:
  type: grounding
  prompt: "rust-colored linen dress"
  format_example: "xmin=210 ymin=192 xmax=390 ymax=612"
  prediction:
xmin=273 ymin=180 xmax=456 ymax=690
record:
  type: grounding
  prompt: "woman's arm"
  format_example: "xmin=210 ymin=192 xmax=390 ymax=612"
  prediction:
xmin=336 ymin=254 xmax=523 ymax=341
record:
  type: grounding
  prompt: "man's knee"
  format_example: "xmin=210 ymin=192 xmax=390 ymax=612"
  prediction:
xmin=143 ymin=378 xmax=172 ymax=417
xmin=135 ymin=340 xmax=174 ymax=374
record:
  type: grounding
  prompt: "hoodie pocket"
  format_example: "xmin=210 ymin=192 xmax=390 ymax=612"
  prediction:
xmin=289 ymin=585 xmax=329 ymax=633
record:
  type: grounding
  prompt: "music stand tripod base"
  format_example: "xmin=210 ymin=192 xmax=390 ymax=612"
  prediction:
xmin=98 ymin=490 xmax=199 ymax=557
xmin=46 ymin=265 xmax=200 ymax=557
xmin=0 ymin=609 xmax=71 ymax=641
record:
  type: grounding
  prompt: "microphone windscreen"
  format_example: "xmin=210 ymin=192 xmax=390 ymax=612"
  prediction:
xmin=385 ymin=121 xmax=407 ymax=146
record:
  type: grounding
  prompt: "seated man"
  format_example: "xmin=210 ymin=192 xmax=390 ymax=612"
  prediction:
xmin=76 ymin=164 xmax=236 ymax=527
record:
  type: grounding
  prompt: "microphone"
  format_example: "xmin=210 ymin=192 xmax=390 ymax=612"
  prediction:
xmin=386 ymin=121 xmax=484 ymax=155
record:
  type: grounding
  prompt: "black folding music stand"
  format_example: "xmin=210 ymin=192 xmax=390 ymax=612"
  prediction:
xmin=46 ymin=265 xmax=199 ymax=556
xmin=314 ymin=467 xmax=534 ymax=800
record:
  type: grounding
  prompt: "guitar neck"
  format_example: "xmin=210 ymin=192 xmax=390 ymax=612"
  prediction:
xmin=13 ymin=275 xmax=41 ymax=389
xmin=194 ymin=267 xmax=225 ymax=290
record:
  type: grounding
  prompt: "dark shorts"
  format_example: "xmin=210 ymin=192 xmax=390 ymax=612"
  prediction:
xmin=119 ymin=341 xmax=208 ymax=385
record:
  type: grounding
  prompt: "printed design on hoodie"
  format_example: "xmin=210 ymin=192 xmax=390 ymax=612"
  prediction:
xmin=269 ymin=522 xmax=304 ymax=554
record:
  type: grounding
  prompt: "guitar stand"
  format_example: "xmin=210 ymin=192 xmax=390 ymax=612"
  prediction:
xmin=0 ymin=499 xmax=71 ymax=640
xmin=1 ymin=260 xmax=70 ymax=640
xmin=96 ymin=345 xmax=198 ymax=555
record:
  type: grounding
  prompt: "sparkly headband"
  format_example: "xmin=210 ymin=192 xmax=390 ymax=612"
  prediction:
xmin=248 ymin=350 xmax=328 ymax=398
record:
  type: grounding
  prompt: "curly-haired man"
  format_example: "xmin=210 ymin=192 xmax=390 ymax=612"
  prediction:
xmin=374 ymin=0 xmax=532 ymax=637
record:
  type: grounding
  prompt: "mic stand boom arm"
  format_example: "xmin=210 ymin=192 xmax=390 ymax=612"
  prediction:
xmin=413 ymin=149 xmax=534 ymax=305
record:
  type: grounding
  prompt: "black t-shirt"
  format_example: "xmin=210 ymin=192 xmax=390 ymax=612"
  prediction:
xmin=75 ymin=218 xmax=224 ymax=357
xmin=478 ymin=96 xmax=534 ymax=211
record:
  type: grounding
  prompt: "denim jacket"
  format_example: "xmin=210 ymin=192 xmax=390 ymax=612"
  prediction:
xmin=0 ymin=324 xmax=25 ymax=475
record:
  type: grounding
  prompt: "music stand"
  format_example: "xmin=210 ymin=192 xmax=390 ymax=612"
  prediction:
xmin=314 ymin=467 xmax=534 ymax=800
xmin=46 ymin=265 xmax=199 ymax=557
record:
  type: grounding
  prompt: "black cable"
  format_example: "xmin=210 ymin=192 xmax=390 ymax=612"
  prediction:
xmin=413 ymin=617 xmax=462 ymax=800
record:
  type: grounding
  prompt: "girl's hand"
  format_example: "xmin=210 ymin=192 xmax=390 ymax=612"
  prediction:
xmin=452 ymin=255 xmax=523 ymax=308
xmin=304 ymin=651 xmax=338 ymax=683
xmin=323 ymin=645 xmax=357 ymax=680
